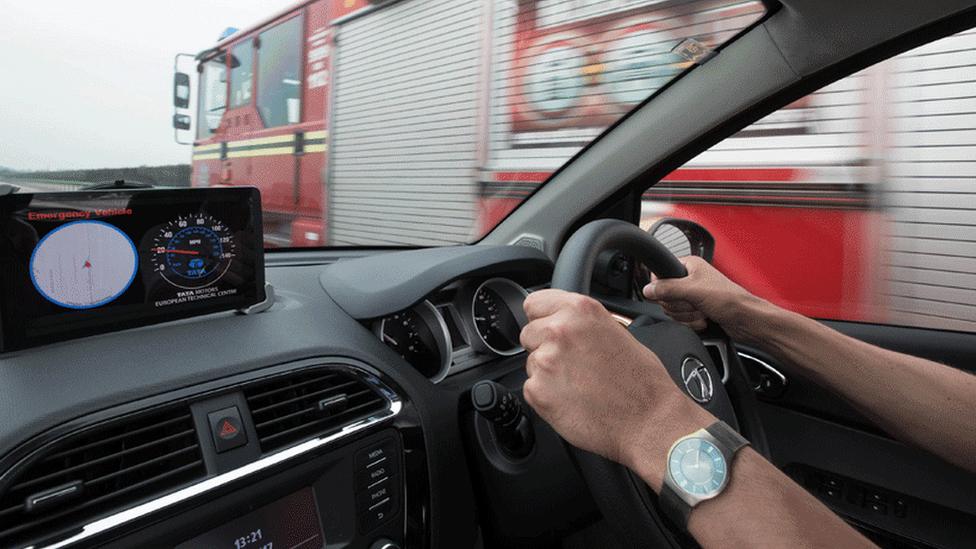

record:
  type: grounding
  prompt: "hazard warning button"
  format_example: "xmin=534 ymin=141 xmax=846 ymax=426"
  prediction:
xmin=207 ymin=406 xmax=247 ymax=453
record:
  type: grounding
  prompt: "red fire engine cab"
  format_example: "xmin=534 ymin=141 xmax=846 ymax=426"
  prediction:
xmin=177 ymin=0 xmax=332 ymax=247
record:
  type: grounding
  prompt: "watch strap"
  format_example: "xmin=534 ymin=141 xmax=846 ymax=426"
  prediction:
xmin=659 ymin=482 xmax=693 ymax=530
xmin=705 ymin=420 xmax=749 ymax=455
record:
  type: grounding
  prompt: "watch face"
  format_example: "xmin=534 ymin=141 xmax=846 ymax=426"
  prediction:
xmin=668 ymin=437 xmax=728 ymax=497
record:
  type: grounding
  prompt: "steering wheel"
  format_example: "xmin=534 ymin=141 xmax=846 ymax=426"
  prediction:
xmin=550 ymin=219 xmax=768 ymax=548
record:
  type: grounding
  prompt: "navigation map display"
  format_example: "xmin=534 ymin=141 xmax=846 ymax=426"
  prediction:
xmin=0 ymin=188 xmax=264 ymax=351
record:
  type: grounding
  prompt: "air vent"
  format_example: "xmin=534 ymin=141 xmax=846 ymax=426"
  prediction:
xmin=0 ymin=405 xmax=205 ymax=547
xmin=243 ymin=368 xmax=388 ymax=454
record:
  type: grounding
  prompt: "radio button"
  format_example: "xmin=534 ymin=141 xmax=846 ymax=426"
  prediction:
xmin=356 ymin=461 xmax=397 ymax=490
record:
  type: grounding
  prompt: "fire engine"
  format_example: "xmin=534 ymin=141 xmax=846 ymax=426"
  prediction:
xmin=174 ymin=0 xmax=976 ymax=331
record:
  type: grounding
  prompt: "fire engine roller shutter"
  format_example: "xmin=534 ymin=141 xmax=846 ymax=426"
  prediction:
xmin=883 ymin=28 xmax=976 ymax=332
xmin=329 ymin=0 xmax=483 ymax=246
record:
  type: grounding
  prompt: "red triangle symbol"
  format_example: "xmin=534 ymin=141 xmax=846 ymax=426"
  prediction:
xmin=219 ymin=420 xmax=238 ymax=437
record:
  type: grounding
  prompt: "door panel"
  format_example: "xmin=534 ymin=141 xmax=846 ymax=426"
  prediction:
xmin=760 ymin=405 xmax=976 ymax=548
xmin=739 ymin=321 xmax=976 ymax=548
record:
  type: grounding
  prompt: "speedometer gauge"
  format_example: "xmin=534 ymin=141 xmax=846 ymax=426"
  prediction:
xmin=151 ymin=214 xmax=236 ymax=289
xmin=377 ymin=300 xmax=452 ymax=383
xmin=470 ymin=278 xmax=529 ymax=356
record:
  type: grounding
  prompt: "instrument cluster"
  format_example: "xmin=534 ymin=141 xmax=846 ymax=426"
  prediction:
xmin=374 ymin=277 xmax=531 ymax=382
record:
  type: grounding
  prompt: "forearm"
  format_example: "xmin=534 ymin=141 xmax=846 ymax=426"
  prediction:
xmin=740 ymin=299 xmax=976 ymax=473
xmin=688 ymin=448 xmax=872 ymax=549
xmin=626 ymin=397 xmax=872 ymax=548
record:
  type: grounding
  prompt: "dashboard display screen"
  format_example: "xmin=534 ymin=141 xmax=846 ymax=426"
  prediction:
xmin=175 ymin=487 xmax=324 ymax=549
xmin=0 ymin=187 xmax=264 ymax=351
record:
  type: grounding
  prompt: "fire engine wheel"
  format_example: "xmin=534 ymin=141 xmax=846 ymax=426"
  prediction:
xmin=550 ymin=218 xmax=769 ymax=548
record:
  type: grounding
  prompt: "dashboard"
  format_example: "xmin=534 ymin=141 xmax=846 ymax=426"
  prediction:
xmin=373 ymin=277 xmax=537 ymax=383
xmin=0 ymin=242 xmax=590 ymax=549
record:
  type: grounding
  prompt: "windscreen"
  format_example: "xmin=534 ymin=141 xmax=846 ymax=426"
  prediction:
xmin=0 ymin=0 xmax=765 ymax=248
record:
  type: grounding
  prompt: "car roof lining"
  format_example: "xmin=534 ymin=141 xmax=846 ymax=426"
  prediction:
xmin=482 ymin=0 xmax=976 ymax=256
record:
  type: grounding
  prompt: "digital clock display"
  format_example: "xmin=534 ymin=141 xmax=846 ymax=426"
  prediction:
xmin=175 ymin=488 xmax=323 ymax=549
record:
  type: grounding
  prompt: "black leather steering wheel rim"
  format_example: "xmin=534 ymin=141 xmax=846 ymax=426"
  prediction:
xmin=551 ymin=219 xmax=688 ymax=290
xmin=549 ymin=218 xmax=767 ymax=548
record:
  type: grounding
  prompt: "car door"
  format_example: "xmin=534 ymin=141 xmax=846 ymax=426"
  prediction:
xmin=643 ymin=26 xmax=976 ymax=549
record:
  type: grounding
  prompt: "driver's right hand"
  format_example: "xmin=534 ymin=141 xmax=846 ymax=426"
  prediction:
xmin=643 ymin=256 xmax=765 ymax=345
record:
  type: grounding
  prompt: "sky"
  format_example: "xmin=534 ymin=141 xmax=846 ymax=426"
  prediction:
xmin=0 ymin=0 xmax=294 ymax=171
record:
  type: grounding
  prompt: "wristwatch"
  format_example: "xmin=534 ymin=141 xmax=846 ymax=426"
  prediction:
xmin=659 ymin=421 xmax=749 ymax=529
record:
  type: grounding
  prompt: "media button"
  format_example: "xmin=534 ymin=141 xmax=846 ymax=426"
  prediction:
xmin=356 ymin=439 xmax=397 ymax=468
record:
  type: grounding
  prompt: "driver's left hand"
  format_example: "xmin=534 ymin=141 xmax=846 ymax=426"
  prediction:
xmin=519 ymin=289 xmax=714 ymax=490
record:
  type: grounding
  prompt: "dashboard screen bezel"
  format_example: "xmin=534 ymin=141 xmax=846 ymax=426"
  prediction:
xmin=174 ymin=486 xmax=324 ymax=549
xmin=0 ymin=187 xmax=265 ymax=352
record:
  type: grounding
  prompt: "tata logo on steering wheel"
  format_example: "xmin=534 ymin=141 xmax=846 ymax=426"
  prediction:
xmin=681 ymin=357 xmax=714 ymax=404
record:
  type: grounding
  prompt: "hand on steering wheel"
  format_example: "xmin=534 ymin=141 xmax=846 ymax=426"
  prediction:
xmin=645 ymin=256 xmax=763 ymax=344
xmin=520 ymin=289 xmax=715 ymax=490
xmin=521 ymin=218 xmax=766 ymax=548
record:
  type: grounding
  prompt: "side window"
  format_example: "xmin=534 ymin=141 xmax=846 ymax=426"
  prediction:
xmin=648 ymin=28 xmax=976 ymax=333
xmin=229 ymin=41 xmax=254 ymax=108
xmin=257 ymin=16 xmax=303 ymax=127
xmin=197 ymin=58 xmax=227 ymax=139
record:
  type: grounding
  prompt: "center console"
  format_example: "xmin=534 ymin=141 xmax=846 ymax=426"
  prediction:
xmin=0 ymin=359 xmax=427 ymax=549
xmin=115 ymin=429 xmax=413 ymax=549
